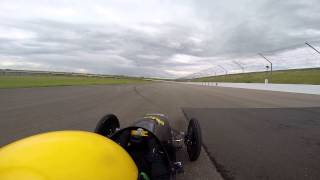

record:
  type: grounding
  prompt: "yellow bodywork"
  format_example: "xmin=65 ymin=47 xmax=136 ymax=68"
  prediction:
xmin=0 ymin=131 xmax=138 ymax=180
xmin=144 ymin=116 xmax=165 ymax=126
xmin=131 ymin=129 xmax=149 ymax=137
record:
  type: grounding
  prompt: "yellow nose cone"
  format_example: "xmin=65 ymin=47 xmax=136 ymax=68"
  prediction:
xmin=0 ymin=131 xmax=138 ymax=180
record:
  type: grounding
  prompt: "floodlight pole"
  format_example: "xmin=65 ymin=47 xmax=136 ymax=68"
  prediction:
xmin=218 ymin=65 xmax=228 ymax=75
xmin=233 ymin=60 xmax=245 ymax=73
xmin=305 ymin=42 xmax=320 ymax=55
xmin=259 ymin=53 xmax=272 ymax=75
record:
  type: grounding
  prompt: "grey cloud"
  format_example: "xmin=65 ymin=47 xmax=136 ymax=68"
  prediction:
xmin=190 ymin=0 xmax=320 ymax=56
xmin=0 ymin=0 xmax=320 ymax=78
xmin=0 ymin=18 xmax=204 ymax=77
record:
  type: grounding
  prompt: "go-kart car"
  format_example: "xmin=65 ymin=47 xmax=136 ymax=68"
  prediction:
xmin=94 ymin=113 xmax=202 ymax=180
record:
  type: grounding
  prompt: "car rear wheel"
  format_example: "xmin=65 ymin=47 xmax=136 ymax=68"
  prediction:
xmin=185 ymin=118 xmax=202 ymax=161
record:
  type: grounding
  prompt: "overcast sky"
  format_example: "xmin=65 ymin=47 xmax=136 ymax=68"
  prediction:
xmin=0 ymin=0 xmax=319 ymax=78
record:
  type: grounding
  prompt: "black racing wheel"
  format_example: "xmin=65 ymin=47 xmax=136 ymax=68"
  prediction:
xmin=185 ymin=118 xmax=202 ymax=161
xmin=95 ymin=114 xmax=120 ymax=137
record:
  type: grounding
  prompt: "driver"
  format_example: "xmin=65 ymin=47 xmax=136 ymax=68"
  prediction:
xmin=0 ymin=131 xmax=149 ymax=180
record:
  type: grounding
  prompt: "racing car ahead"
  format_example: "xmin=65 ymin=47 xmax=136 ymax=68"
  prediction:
xmin=94 ymin=113 xmax=202 ymax=180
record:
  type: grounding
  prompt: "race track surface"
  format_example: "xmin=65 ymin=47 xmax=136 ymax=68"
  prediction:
xmin=184 ymin=107 xmax=320 ymax=180
xmin=1 ymin=82 xmax=320 ymax=180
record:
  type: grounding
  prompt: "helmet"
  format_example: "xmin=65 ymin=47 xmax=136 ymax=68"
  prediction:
xmin=0 ymin=131 xmax=138 ymax=180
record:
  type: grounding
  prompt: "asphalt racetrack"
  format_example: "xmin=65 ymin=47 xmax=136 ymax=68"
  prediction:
xmin=1 ymin=82 xmax=320 ymax=180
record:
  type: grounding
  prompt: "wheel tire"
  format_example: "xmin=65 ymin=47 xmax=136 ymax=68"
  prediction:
xmin=186 ymin=118 xmax=202 ymax=161
xmin=94 ymin=114 xmax=120 ymax=137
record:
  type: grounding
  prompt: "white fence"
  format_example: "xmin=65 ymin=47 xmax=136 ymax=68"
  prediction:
xmin=182 ymin=82 xmax=320 ymax=95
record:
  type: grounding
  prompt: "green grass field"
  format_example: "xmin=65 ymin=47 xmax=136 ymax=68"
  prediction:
xmin=0 ymin=75 xmax=147 ymax=88
xmin=192 ymin=68 xmax=320 ymax=85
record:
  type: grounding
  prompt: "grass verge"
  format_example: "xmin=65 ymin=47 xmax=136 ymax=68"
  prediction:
xmin=0 ymin=75 xmax=147 ymax=89
xmin=192 ymin=68 xmax=320 ymax=85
